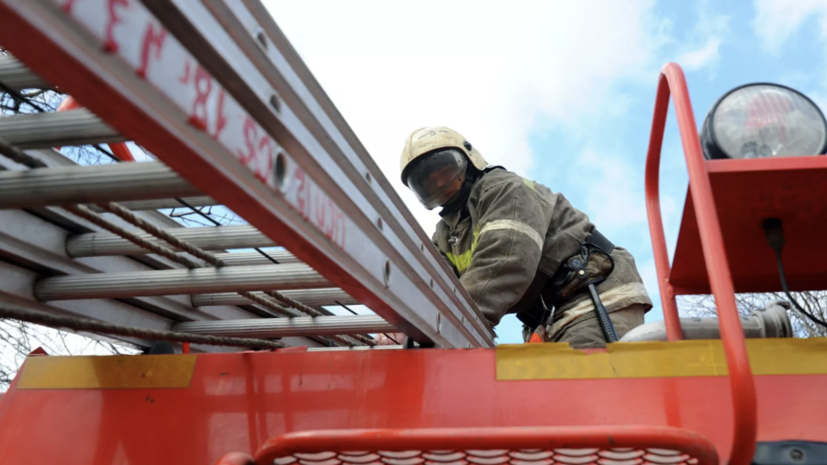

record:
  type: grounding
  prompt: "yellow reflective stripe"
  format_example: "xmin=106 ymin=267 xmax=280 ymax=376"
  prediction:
xmin=446 ymin=226 xmax=480 ymax=273
xmin=445 ymin=250 xmax=469 ymax=273
xmin=480 ymin=219 xmax=543 ymax=250
xmin=18 ymin=355 xmax=197 ymax=389
xmin=522 ymin=178 xmax=536 ymax=191
xmin=496 ymin=338 xmax=827 ymax=380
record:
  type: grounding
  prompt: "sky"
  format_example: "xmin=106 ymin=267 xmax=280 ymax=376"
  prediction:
xmin=263 ymin=0 xmax=827 ymax=344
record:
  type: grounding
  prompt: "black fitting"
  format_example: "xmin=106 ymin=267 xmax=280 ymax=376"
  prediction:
xmin=143 ymin=341 xmax=175 ymax=355
xmin=762 ymin=218 xmax=785 ymax=252
xmin=402 ymin=336 xmax=436 ymax=349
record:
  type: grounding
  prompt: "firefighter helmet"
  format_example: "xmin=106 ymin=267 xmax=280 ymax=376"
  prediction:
xmin=400 ymin=127 xmax=488 ymax=209
xmin=400 ymin=127 xmax=488 ymax=184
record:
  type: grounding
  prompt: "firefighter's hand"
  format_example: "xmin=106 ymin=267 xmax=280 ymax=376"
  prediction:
xmin=374 ymin=332 xmax=405 ymax=345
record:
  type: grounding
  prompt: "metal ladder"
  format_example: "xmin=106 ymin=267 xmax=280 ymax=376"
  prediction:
xmin=0 ymin=0 xmax=495 ymax=351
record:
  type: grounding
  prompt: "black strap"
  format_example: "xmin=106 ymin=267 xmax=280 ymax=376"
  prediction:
xmin=585 ymin=229 xmax=614 ymax=254
xmin=516 ymin=310 xmax=544 ymax=328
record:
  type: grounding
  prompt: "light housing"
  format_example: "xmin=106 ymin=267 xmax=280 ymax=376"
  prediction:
xmin=700 ymin=83 xmax=827 ymax=160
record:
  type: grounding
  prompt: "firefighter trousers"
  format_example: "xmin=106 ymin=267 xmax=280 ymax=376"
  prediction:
xmin=550 ymin=303 xmax=646 ymax=348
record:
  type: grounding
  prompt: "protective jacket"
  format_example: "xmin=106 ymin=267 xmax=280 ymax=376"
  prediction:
xmin=432 ymin=167 xmax=652 ymax=332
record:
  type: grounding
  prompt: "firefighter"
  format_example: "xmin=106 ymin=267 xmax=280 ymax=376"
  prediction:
xmin=399 ymin=127 xmax=652 ymax=347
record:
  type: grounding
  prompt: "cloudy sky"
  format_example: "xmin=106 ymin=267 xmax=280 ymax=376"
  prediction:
xmin=264 ymin=0 xmax=827 ymax=343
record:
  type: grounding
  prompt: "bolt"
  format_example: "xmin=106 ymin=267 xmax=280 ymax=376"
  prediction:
xmin=790 ymin=449 xmax=804 ymax=461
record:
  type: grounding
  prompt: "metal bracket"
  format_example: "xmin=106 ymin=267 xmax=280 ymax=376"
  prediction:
xmin=753 ymin=441 xmax=827 ymax=465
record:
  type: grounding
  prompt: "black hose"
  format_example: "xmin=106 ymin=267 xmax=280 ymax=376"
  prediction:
xmin=774 ymin=249 xmax=827 ymax=329
xmin=588 ymin=283 xmax=618 ymax=342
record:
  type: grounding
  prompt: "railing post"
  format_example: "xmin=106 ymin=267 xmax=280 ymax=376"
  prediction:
xmin=645 ymin=74 xmax=683 ymax=341
xmin=644 ymin=62 xmax=757 ymax=465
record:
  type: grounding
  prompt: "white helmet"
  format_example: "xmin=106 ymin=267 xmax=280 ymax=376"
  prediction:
xmin=400 ymin=127 xmax=488 ymax=209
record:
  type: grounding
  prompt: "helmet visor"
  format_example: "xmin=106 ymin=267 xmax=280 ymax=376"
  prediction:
xmin=405 ymin=149 xmax=468 ymax=210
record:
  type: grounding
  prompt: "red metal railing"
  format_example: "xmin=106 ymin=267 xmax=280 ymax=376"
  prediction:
xmin=245 ymin=426 xmax=720 ymax=465
xmin=644 ymin=63 xmax=757 ymax=465
xmin=55 ymin=96 xmax=135 ymax=162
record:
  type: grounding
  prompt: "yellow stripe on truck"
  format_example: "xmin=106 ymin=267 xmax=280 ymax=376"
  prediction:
xmin=496 ymin=338 xmax=827 ymax=380
xmin=17 ymin=355 xmax=197 ymax=389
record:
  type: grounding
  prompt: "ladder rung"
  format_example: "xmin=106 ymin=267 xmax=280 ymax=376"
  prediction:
xmin=34 ymin=264 xmax=329 ymax=301
xmin=0 ymin=55 xmax=52 ymax=91
xmin=173 ymin=315 xmax=393 ymax=338
xmin=212 ymin=251 xmax=299 ymax=266
xmin=308 ymin=345 xmax=402 ymax=351
xmin=192 ymin=288 xmax=356 ymax=307
xmin=87 ymin=196 xmax=217 ymax=213
xmin=0 ymin=162 xmax=199 ymax=209
xmin=66 ymin=225 xmax=273 ymax=257
xmin=0 ymin=109 xmax=123 ymax=149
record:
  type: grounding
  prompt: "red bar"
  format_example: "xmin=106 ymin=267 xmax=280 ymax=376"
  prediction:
xmin=56 ymin=96 xmax=135 ymax=161
xmin=644 ymin=72 xmax=681 ymax=341
xmin=644 ymin=63 xmax=758 ymax=465
xmin=705 ymin=155 xmax=827 ymax=173
xmin=254 ymin=427 xmax=720 ymax=465
xmin=214 ymin=452 xmax=254 ymax=465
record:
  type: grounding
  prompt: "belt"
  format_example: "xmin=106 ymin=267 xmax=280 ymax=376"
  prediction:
xmin=516 ymin=229 xmax=614 ymax=329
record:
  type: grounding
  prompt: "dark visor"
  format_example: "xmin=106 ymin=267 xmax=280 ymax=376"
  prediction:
xmin=405 ymin=149 xmax=468 ymax=210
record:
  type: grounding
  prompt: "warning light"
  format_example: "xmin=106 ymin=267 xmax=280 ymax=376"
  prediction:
xmin=700 ymin=83 xmax=827 ymax=159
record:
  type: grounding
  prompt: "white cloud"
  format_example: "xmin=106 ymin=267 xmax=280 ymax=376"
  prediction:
xmin=678 ymin=37 xmax=721 ymax=71
xmin=264 ymin=0 xmax=668 ymax=234
xmin=575 ymin=147 xmax=647 ymax=230
xmin=753 ymin=0 xmax=827 ymax=52
xmin=674 ymin=0 xmax=728 ymax=75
